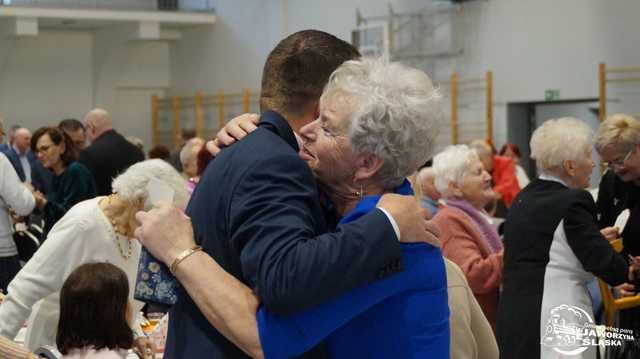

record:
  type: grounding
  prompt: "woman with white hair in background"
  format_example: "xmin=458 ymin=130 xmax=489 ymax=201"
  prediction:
xmin=179 ymin=137 xmax=205 ymax=192
xmin=497 ymin=117 xmax=637 ymax=359
xmin=0 ymin=159 xmax=189 ymax=358
xmin=432 ymin=145 xmax=503 ymax=331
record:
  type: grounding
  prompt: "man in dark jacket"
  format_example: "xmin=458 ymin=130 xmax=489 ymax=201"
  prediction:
xmin=79 ymin=108 xmax=145 ymax=196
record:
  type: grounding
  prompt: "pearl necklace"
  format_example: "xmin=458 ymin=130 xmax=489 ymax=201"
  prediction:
xmin=104 ymin=195 xmax=133 ymax=260
xmin=111 ymin=220 xmax=133 ymax=260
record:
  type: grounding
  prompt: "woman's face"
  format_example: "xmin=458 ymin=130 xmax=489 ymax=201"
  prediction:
xmin=299 ymin=92 xmax=358 ymax=188
xmin=35 ymin=133 xmax=64 ymax=170
xmin=567 ymin=148 xmax=595 ymax=189
xmin=600 ymin=143 xmax=640 ymax=184
xmin=457 ymin=158 xmax=494 ymax=209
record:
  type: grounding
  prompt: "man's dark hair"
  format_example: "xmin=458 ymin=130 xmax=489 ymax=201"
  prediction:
xmin=31 ymin=126 xmax=78 ymax=166
xmin=260 ymin=29 xmax=360 ymax=117
xmin=59 ymin=118 xmax=85 ymax=133
xmin=56 ymin=262 xmax=133 ymax=355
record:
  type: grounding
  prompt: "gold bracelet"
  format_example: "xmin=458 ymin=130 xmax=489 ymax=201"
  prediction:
xmin=170 ymin=246 xmax=203 ymax=274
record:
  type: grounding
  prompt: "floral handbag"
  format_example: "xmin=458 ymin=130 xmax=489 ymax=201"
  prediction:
xmin=134 ymin=248 xmax=179 ymax=306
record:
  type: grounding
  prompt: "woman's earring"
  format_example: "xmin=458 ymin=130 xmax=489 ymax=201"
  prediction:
xmin=355 ymin=183 xmax=364 ymax=200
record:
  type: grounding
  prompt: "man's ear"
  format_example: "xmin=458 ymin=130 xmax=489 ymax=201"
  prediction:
xmin=353 ymin=153 xmax=384 ymax=182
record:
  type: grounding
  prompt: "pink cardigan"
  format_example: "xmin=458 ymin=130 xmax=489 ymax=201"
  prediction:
xmin=434 ymin=206 xmax=503 ymax=330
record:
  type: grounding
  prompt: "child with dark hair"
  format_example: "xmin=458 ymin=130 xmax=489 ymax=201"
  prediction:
xmin=57 ymin=262 xmax=133 ymax=358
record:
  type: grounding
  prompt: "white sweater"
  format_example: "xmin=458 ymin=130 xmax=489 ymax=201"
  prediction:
xmin=0 ymin=197 xmax=143 ymax=350
xmin=0 ymin=154 xmax=35 ymax=257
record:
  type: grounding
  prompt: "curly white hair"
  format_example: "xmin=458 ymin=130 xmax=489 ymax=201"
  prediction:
xmin=432 ymin=145 xmax=479 ymax=198
xmin=530 ymin=117 xmax=593 ymax=174
xmin=111 ymin=159 xmax=189 ymax=210
xmin=321 ymin=57 xmax=443 ymax=188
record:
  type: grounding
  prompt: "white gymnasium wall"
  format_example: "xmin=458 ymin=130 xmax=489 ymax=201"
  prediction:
xmin=93 ymin=26 xmax=171 ymax=147
xmin=4 ymin=1 xmax=640 ymax=151
xmin=170 ymin=0 xmax=281 ymax=96
xmin=0 ymin=30 xmax=93 ymax=131
xmin=0 ymin=27 xmax=171 ymax=149
xmin=171 ymin=0 xmax=640 ymax=150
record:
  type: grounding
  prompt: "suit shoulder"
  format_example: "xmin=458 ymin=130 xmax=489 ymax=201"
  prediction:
xmin=563 ymin=188 xmax=596 ymax=208
xmin=198 ymin=128 xmax=311 ymax=194
xmin=225 ymin=127 xmax=305 ymax=166
xmin=562 ymin=189 xmax=598 ymax=219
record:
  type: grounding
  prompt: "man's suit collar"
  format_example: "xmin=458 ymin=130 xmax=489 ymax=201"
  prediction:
xmin=259 ymin=111 xmax=299 ymax=152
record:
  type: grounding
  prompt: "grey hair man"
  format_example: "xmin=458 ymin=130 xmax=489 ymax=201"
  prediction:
xmin=11 ymin=128 xmax=33 ymax=183
xmin=179 ymin=137 xmax=204 ymax=179
xmin=6 ymin=125 xmax=21 ymax=147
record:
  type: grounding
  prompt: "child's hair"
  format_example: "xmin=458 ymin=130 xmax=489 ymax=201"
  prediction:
xmin=56 ymin=262 xmax=133 ymax=355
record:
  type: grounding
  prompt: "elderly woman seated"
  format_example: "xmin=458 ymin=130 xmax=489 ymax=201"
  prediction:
xmin=138 ymin=57 xmax=449 ymax=359
xmin=497 ymin=117 xmax=637 ymax=359
xmin=432 ymin=145 xmax=503 ymax=331
xmin=0 ymin=159 xmax=188 ymax=358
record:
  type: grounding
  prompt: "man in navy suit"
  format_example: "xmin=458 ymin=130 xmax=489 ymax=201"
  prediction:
xmin=137 ymin=30 xmax=436 ymax=358
xmin=3 ymin=127 xmax=51 ymax=194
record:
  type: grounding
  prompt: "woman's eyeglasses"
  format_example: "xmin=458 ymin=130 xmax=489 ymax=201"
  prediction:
xmin=35 ymin=144 xmax=53 ymax=154
xmin=603 ymin=146 xmax=636 ymax=170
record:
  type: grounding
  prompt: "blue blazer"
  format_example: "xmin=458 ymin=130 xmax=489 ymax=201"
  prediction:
xmin=164 ymin=111 xmax=403 ymax=358
xmin=3 ymin=147 xmax=52 ymax=194
xmin=257 ymin=182 xmax=449 ymax=359
xmin=0 ymin=143 xmax=9 ymax=153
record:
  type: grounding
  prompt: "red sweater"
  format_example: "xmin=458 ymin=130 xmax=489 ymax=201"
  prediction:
xmin=434 ymin=206 xmax=503 ymax=331
xmin=492 ymin=155 xmax=520 ymax=208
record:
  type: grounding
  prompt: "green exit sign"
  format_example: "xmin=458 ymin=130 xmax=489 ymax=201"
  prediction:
xmin=545 ymin=89 xmax=560 ymax=101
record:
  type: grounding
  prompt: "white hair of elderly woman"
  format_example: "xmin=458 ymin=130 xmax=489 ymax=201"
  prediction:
xmin=321 ymin=57 xmax=443 ymax=188
xmin=432 ymin=145 xmax=479 ymax=198
xmin=530 ymin=117 xmax=593 ymax=174
xmin=594 ymin=113 xmax=640 ymax=153
xmin=111 ymin=159 xmax=190 ymax=210
xmin=180 ymin=137 xmax=205 ymax=166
